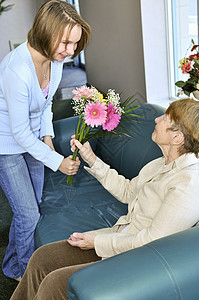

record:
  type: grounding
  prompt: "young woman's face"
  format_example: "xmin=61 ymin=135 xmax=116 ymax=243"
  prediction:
xmin=53 ymin=24 xmax=82 ymax=62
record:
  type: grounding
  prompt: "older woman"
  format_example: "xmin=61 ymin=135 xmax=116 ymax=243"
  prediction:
xmin=11 ymin=98 xmax=199 ymax=299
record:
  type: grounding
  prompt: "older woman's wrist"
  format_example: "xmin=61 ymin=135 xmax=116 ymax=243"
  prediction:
xmin=87 ymin=153 xmax=97 ymax=168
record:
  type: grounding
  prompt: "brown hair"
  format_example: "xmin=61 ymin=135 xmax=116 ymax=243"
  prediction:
xmin=28 ymin=0 xmax=91 ymax=60
xmin=166 ymin=98 xmax=199 ymax=157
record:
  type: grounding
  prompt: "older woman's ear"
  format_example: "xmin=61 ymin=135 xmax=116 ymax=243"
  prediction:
xmin=173 ymin=131 xmax=184 ymax=146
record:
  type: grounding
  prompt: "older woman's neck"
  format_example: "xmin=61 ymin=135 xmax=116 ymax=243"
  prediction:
xmin=161 ymin=146 xmax=181 ymax=165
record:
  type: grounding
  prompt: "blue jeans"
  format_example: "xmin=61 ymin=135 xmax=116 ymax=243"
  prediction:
xmin=0 ymin=153 xmax=44 ymax=278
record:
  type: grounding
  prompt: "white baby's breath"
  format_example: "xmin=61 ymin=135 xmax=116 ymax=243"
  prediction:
xmin=106 ymin=89 xmax=125 ymax=113
xmin=72 ymin=99 xmax=86 ymax=115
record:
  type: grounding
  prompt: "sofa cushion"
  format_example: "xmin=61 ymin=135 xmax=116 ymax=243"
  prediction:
xmin=96 ymin=103 xmax=165 ymax=179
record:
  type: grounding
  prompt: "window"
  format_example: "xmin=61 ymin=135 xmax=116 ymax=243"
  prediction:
xmin=66 ymin=0 xmax=85 ymax=68
xmin=167 ymin=0 xmax=198 ymax=98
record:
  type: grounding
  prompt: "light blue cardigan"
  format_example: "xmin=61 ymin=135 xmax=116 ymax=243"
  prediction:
xmin=0 ymin=42 xmax=64 ymax=171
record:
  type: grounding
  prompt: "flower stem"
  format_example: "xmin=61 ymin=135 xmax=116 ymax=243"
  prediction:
xmin=67 ymin=117 xmax=86 ymax=186
xmin=66 ymin=146 xmax=79 ymax=185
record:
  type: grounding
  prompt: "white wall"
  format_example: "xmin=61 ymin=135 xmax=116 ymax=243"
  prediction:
xmin=140 ymin=0 xmax=170 ymax=106
xmin=79 ymin=0 xmax=147 ymax=104
xmin=0 ymin=0 xmax=170 ymax=106
xmin=0 ymin=0 xmax=43 ymax=62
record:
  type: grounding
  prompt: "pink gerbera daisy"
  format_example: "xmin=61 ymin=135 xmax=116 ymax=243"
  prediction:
xmin=84 ymin=102 xmax=107 ymax=127
xmin=72 ymin=86 xmax=93 ymax=100
xmin=102 ymin=103 xmax=121 ymax=131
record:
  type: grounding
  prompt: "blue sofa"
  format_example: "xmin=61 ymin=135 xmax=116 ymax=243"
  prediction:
xmin=35 ymin=102 xmax=199 ymax=299
xmin=67 ymin=226 xmax=199 ymax=300
xmin=35 ymin=103 xmax=164 ymax=248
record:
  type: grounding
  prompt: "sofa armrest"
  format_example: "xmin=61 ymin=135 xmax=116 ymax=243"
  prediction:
xmin=67 ymin=226 xmax=199 ymax=300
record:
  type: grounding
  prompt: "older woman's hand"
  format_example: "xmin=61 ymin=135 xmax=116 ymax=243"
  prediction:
xmin=67 ymin=232 xmax=95 ymax=250
xmin=70 ymin=135 xmax=96 ymax=168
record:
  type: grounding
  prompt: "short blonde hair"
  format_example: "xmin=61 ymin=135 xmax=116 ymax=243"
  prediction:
xmin=28 ymin=0 xmax=91 ymax=60
xmin=166 ymin=98 xmax=199 ymax=157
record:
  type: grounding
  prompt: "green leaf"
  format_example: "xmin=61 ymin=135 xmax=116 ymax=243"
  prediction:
xmin=116 ymin=124 xmax=136 ymax=135
xmin=123 ymin=104 xmax=141 ymax=112
xmin=124 ymin=113 xmax=143 ymax=118
xmin=0 ymin=0 xmax=14 ymax=15
xmin=175 ymin=80 xmax=185 ymax=88
xmin=112 ymin=128 xmax=132 ymax=138
xmin=184 ymin=90 xmax=191 ymax=96
xmin=124 ymin=105 xmax=142 ymax=113
xmin=121 ymin=117 xmax=140 ymax=124
xmin=122 ymin=95 xmax=136 ymax=107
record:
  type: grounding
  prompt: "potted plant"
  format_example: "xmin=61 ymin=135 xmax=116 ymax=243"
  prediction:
xmin=175 ymin=39 xmax=199 ymax=99
xmin=0 ymin=0 xmax=14 ymax=15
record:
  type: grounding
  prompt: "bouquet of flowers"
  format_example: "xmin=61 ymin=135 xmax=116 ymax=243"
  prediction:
xmin=67 ymin=86 xmax=141 ymax=185
xmin=175 ymin=39 xmax=199 ymax=96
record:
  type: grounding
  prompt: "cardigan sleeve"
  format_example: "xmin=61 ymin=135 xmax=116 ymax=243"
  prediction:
xmin=39 ymin=99 xmax=54 ymax=139
xmin=2 ymin=67 xmax=64 ymax=171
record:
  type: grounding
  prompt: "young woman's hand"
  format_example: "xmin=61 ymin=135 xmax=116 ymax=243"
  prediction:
xmin=70 ymin=135 xmax=96 ymax=167
xmin=58 ymin=156 xmax=80 ymax=175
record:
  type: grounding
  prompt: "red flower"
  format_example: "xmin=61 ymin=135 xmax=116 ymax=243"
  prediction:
xmin=191 ymin=44 xmax=199 ymax=51
xmin=181 ymin=61 xmax=192 ymax=74
xmin=189 ymin=54 xmax=199 ymax=60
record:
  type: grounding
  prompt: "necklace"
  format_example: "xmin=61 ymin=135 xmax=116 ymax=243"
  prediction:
xmin=27 ymin=44 xmax=50 ymax=81
xmin=42 ymin=69 xmax=47 ymax=80
xmin=38 ymin=62 xmax=49 ymax=80
xmin=34 ymin=57 xmax=50 ymax=80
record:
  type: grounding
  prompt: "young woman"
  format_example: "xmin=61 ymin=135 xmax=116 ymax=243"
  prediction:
xmin=0 ymin=0 xmax=90 ymax=280
xmin=10 ymin=98 xmax=199 ymax=299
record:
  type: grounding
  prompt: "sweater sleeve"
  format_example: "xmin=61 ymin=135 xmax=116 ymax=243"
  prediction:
xmin=39 ymin=99 xmax=54 ymax=139
xmin=85 ymin=157 xmax=138 ymax=204
xmin=2 ymin=67 xmax=64 ymax=171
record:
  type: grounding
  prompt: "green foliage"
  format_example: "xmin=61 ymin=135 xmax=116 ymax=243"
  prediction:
xmin=0 ymin=0 xmax=14 ymax=15
xmin=175 ymin=81 xmax=185 ymax=88
xmin=175 ymin=40 xmax=199 ymax=97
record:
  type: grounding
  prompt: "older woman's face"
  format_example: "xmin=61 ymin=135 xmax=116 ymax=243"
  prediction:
xmin=152 ymin=114 xmax=174 ymax=146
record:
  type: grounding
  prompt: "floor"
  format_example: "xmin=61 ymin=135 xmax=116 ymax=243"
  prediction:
xmin=54 ymin=64 xmax=87 ymax=100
